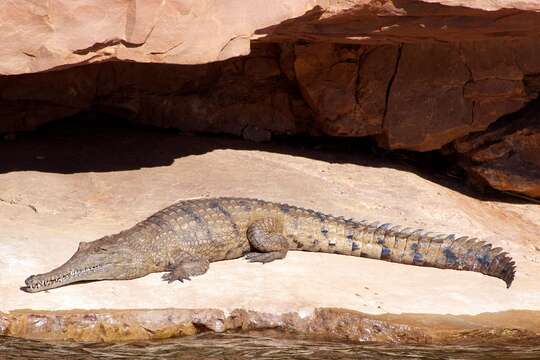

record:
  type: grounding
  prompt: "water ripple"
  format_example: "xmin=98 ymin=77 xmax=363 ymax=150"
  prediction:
xmin=2 ymin=333 xmax=540 ymax=360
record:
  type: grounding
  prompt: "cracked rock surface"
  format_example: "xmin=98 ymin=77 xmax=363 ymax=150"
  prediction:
xmin=1 ymin=1 xmax=539 ymax=197
xmin=451 ymin=99 xmax=540 ymax=198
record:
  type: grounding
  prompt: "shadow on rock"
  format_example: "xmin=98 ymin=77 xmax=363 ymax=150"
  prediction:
xmin=0 ymin=111 xmax=534 ymax=205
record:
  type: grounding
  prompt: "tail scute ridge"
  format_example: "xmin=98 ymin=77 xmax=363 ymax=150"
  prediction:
xmin=367 ymin=221 xmax=515 ymax=288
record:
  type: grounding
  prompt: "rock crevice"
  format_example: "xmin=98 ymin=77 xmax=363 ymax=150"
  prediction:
xmin=1 ymin=0 xmax=539 ymax=197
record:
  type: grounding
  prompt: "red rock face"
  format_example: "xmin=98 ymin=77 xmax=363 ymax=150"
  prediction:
xmin=452 ymin=99 xmax=540 ymax=198
xmin=0 ymin=44 xmax=312 ymax=138
xmin=294 ymin=43 xmax=399 ymax=137
xmin=0 ymin=0 xmax=539 ymax=197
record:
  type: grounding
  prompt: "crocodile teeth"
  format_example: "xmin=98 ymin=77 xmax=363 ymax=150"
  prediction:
xmin=28 ymin=264 xmax=104 ymax=289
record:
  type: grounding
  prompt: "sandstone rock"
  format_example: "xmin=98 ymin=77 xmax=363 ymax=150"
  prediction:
xmin=2 ymin=308 xmax=539 ymax=343
xmin=1 ymin=1 xmax=540 ymax=198
xmin=2 ymin=35 xmax=538 ymax=150
xmin=452 ymin=100 xmax=540 ymax=198
xmin=382 ymin=42 xmax=471 ymax=151
xmin=380 ymin=39 xmax=533 ymax=151
xmin=1 ymin=0 xmax=359 ymax=75
xmin=294 ymin=43 xmax=399 ymax=137
xmin=2 ymin=0 xmax=538 ymax=77
xmin=2 ymin=1 xmax=540 ymax=154
xmin=0 ymin=45 xmax=308 ymax=137
xmin=259 ymin=1 xmax=540 ymax=151
xmin=294 ymin=43 xmax=360 ymax=135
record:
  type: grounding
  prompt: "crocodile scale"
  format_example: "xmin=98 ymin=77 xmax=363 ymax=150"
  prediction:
xmin=23 ymin=197 xmax=516 ymax=292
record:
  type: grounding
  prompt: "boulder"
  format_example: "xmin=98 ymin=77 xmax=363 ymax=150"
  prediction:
xmin=0 ymin=0 xmax=539 ymax=197
xmin=452 ymin=99 xmax=540 ymax=199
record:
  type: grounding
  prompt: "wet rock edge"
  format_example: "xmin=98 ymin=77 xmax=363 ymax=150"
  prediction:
xmin=1 ymin=308 xmax=539 ymax=345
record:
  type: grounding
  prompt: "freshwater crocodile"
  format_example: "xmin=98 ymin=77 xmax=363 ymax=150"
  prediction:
xmin=23 ymin=197 xmax=516 ymax=292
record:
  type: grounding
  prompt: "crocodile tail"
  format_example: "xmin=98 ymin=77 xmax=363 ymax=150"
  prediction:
xmin=353 ymin=222 xmax=516 ymax=288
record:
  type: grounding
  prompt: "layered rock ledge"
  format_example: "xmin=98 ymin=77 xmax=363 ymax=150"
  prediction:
xmin=2 ymin=308 xmax=540 ymax=344
xmin=1 ymin=0 xmax=539 ymax=197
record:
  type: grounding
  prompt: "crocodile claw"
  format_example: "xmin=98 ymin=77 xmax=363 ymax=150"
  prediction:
xmin=162 ymin=271 xmax=191 ymax=283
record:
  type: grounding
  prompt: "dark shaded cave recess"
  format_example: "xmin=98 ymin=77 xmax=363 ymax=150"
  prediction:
xmin=0 ymin=101 xmax=537 ymax=206
xmin=0 ymin=39 xmax=539 ymax=201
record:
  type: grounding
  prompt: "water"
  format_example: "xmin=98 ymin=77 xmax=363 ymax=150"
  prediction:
xmin=2 ymin=333 xmax=540 ymax=360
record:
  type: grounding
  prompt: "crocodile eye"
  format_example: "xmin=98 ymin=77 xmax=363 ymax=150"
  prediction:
xmin=97 ymin=247 xmax=108 ymax=253
xmin=78 ymin=241 xmax=90 ymax=251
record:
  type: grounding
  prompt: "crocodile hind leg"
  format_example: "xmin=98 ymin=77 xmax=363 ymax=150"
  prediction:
xmin=162 ymin=253 xmax=210 ymax=283
xmin=245 ymin=218 xmax=289 ymax=263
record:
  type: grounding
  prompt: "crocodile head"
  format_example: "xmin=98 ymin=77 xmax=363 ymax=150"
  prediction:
xmin=22 ymin=235 xmax=150 ymax=293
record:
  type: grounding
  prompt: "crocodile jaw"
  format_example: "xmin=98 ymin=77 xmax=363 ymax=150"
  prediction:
xmin=22 ymin=263 xmax=107 ymax=293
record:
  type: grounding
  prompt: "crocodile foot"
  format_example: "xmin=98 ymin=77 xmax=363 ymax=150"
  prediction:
xmin=162 ymin=268 xmax=192 ymax=283
xmin=162 ymin=257 xmax=210 ymax=283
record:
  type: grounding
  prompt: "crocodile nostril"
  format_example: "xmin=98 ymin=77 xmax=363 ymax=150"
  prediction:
xmin=25 ymin=275 xmax=36 ymax=286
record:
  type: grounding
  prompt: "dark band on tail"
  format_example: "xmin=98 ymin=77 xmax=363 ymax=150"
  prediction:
xmin=353 ymin=222 xmax=516 ymax=288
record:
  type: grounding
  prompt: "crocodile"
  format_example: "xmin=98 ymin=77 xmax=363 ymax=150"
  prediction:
xmin=22 ymin=197 xmax=516 ymax=293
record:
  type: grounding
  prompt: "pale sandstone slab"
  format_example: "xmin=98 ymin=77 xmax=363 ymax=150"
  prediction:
xmin=1 ymin=0 xmax=539 ymax=76
xmin=1 ymin=0 xmax=540 ymax=199
xmin=0 ymin=131 xmax=539 ymax=316
xmin=0 ymin=0 xmax=362 ymax=75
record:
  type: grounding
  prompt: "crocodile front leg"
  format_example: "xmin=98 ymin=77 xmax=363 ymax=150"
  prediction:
xmin=245 ymin=218 xmax=289 ymax=263
xmin=162 ymin=253 xmax=210 ymax=283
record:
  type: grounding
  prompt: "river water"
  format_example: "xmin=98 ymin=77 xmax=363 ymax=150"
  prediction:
xmin=2 ymin=333 xmax=540 ymax=360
